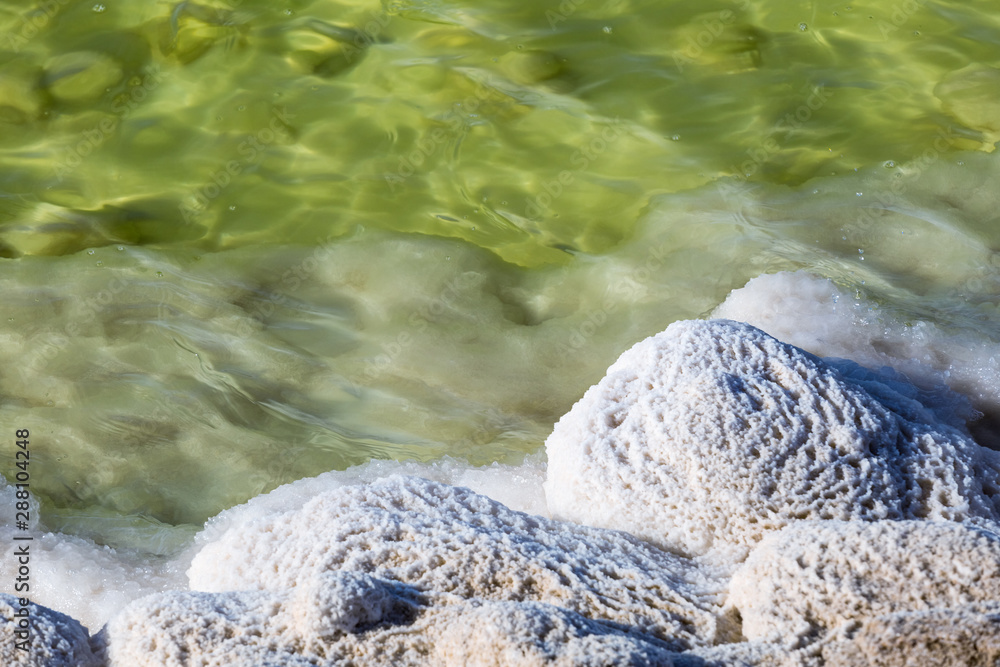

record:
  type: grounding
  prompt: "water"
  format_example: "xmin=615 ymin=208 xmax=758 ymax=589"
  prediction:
xmin=1 ymin=0 xmax=1000 ymax=633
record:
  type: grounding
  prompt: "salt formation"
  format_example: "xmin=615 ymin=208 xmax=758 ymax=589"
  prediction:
xmin=98 ymin=475 xmax=730 ymax=665
xmin=713 ymin=270 xmax=1000 ymax=449
xmin=729 ymin=520 xmax=1000 ymax=643
xmin=817 ymin=602 xmax=1000 ymax=666
xmin=545 ymin=319 xmax=1000 ymax=560
xmin=95 ymin=582 xmax=683 ymax=666
xmin=0 ymin=594 xmax=99 ymax=667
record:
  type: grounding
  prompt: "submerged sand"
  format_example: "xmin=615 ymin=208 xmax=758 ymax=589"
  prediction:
xmin=5 ymin=312 xmax=1000 ymax=666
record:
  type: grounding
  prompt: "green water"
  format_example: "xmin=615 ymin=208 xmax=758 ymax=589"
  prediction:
xmin=2 ymin=0 xmax=1000 ymax=549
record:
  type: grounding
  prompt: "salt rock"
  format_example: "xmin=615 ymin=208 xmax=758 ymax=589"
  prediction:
xmin=97 ymin=578 xmax=682 ymax=666
xmin=730 ymin=520 xmax=1000 ymax=644
xmin=428 ymin=599 xmax=678 ymax=666
xmin=819 ymin=603 xmax=1000 ymax=667
xmin=544 ymin=319 xmax=1000 ymax=560
xmin=0 ymin=594 xmax=99 ymax=667
xmin=94 ymin=589 xmax=303 ymax=666
xmin=188 ymin=475 xmax=730 ymax=649
xmin=95 ymin=578 xmax=423 ymax=666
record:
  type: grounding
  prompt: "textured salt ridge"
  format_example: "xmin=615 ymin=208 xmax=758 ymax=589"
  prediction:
xmin=193 ymin=475 xmax=728 ymax=638
xmin=94 ymin=583 xmax=683 ymax=666
xmin=93 ymin=475 xmax=731 ymax=665
xmin=713 ymin=271 xmax=1000 ymax=450
xmin=545 ymin=318 xmax=1000 ymax=562
xmin=729 ymin=520 xmax=1000 ymax=644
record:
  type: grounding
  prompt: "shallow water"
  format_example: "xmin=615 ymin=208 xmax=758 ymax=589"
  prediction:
xmin=2 ymin=0 xmax=1000 ymax=632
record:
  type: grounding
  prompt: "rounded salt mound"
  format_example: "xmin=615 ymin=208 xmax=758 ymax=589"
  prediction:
xmin=729 ymin=520 xmax=1000 ymax=643
xmin=113 ymin=475 xmax=733 ymax=666
xmin=544 ymin=319 xmax=1000 ymax=561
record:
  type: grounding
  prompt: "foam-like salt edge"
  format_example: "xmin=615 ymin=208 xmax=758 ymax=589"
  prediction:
xmin=714 ymin=271 xmax=1000 ymax=449
xmin=6 ymin=271 xmax=1000 ymax=664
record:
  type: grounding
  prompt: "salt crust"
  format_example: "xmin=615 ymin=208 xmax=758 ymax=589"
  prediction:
xmin=713 ymin=270 xmax=1000 ymax=448
xmin=676 ymin=600 xmax=1000 ymax=667
xmin=730 ymin=520 xmax=1000 ymax=643
xmin=545 ymin=319 xmax=1000 ymax=561
xmin=185 ymin=475 xmax=728 ymax=644
xmin=0 ymin=594 xmax=99 ymax=667
xmin=95 ymin=475 xmax=731 ymax=665
xmin=94 ymin=582 xmax=684 ymax=666
xmin=818 ymin=602 xmax=1000 ymax=667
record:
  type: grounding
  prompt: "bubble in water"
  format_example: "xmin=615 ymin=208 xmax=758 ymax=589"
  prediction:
xmin=603 ymin=26 xmax=613 ymax=34
xmin=856 ymin=192 xmax=863 ymax=196
xmin=87 ymin=249 xmax=95 ymax=255
xmin=798 ymin=23 xmax=808 ymax=31
xmin=117 ymin=246 xmax=124 ymax=251
xmin=883 ymin=160 xmax=895 ymax=168
xmin=92 ymin=3 xmax=106 ymax=12
xmin=671 ymin=134 xmax=681 ymax=141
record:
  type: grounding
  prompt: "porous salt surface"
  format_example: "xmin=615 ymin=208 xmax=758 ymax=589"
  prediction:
xmin=97 ymin=475 xmax=730 ymax=665
xmin=95 ymin=582 xmax=684 ymax=666
xmin=713 ymin=271 xmax=1000 ymax=449
xmin=545 ymin=318 xmax=1000 ymax=561
xmin=729 ymin=520 xmax=1000 ymax=644
xmin=816 ymin=602 xmax=1000 ymax=667
xmin=192 ymin=475 xmax=729 ymax=642
xmin=0 ymin=594 xmax=99 ymax=667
